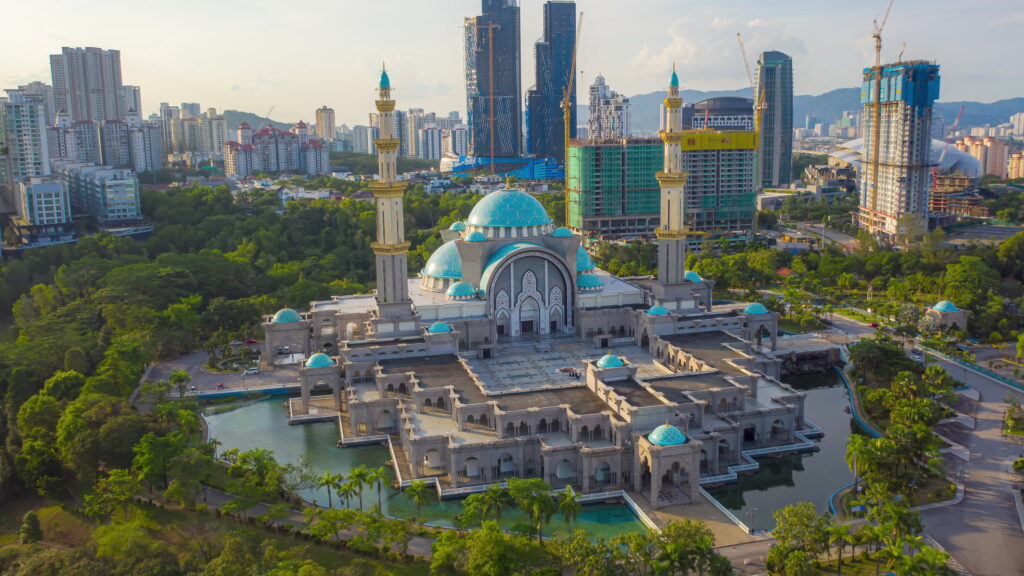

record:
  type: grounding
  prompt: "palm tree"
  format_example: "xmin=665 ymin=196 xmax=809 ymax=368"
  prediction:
xmin=404 ymin=480 xmax=429 ymax=521
xmin=558 ymin=486 xmax=582 ymax=531
xmin=317 ymin=471 xmax=341 ymax=509
xmin=907 ymin=544 xmax=956 ymax=576
xmin=348 ymin=465 xmax=370 ymax=511
xmin=525 ymin=491 xmax=557 ymax=544
xmin=170 ymin=369 xmax=191 ymax=398
xmin=367 ymin=466 xmax=388 ymax=511
xmin=338 ymin=480 xmax=358 ymax=509
xmin=845 ymin=434 xmax=872 ymax=493
xmin=829 ymin=524 xmax=853 ymax=574
xmin=879 ymin=536 xmax=907 ymax=576
xmin=480 ymin=484 xmax=513 ymax=523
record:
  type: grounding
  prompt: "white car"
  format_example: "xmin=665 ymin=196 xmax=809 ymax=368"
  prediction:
xmin=243 ymin=368 xmax=260 ymax=375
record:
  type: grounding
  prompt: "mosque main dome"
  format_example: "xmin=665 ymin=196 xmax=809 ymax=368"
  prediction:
xmin=466 ymin=188 xmax=553 ymax=229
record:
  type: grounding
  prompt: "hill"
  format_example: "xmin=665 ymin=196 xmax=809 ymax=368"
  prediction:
xmin=222 ymin=109 xmax=294 ymax=131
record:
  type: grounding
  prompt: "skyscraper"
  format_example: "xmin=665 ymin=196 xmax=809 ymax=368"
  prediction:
xmin=315 ymin=106 xmax=336 ymax=141
xmin=755 ymin=51 xmax=793 ymax=189
xmin=50 ymin=47 xmax=125 ymax=122
xmin=526 ymin=1 xmax=575 ymax=161
xmin=465 ymin=0 xmax=522 ymax=161
xmin=588 ymin=75 xmax=630 ymax=139
xmin=122 ymin=86 xmax=142 ymax=115
xmin=1 ymin=93 xmax=51 ymax=180
xmin=858 ymin=61 xmax=940 ymax=241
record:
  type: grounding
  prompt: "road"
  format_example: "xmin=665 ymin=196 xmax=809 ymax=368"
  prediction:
xmin=917 ymin=355 xmax=1024 ymax=576
xmin=786 ymin=222 xmax=857 ymax=248
xmin=147 ymin=349 xmax=300 ymax=395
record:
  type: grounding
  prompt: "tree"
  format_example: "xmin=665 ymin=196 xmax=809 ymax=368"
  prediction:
xmin=19 ymin=510 xmax=43 ymax=543
xmin=480 ymin=483 xmax=514 ymax=523
xmin=133 ymin=431 xmax=187 ymax=489
xmin=346 ymin=464 xmax=371 ymax=511
xmin=16 ymin=393 xmax=62 ymax=441
xmin=85 ymin=468 xmax=140 ymax=521
xmin=557 ymin=486 xmax=582 ymax=531
xmin=772 ymin=502 xmax=829 ymax=559
xmin=42 ymin=370 xmax=86 ymax=400
xmin=906 ymin=544 xmax=956 ymax=576
xmin=508 ymin=477 xmax=557 ymax=544
xmin=404 ymin=479 xmax=430 ymax=521
xmin=338 ymin=479 xmax=358 ymax=510
xmin=170 ymin=369 xmax=192 ymax=399
xmin=367 ymin=465 xmax=388 ymax=510
xmin=14 ymin=439 xmax=65 ymax=497
xmin=317 ymin=470 xmax=341 ymax=509
xmin=829 ymin=524 xmax=854 ymax=574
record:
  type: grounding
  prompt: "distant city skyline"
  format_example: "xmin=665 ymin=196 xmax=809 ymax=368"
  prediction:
xmin=5 ymin=0 xmax=1023 ymax=126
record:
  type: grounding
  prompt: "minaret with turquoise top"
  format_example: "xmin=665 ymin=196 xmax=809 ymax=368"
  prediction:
xmin=655 ymin=65 xmax=688 ymax=288
xmin=370 ymin=65 xmax=415 ymax=323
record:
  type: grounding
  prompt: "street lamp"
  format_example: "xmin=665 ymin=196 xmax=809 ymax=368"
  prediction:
xmin=746 ymin=506 xmax=758 ymax=533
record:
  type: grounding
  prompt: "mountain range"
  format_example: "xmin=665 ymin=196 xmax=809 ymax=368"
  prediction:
xmin=223 ymin=90 xmax=1024 ymax=137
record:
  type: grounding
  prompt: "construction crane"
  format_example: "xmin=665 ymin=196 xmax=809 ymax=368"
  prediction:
xmin=562 ymin=11 xmax=583 ymax=226
xmin=474 ymin=21 xmax=501 ymax=174
xmin=262 ymin=106 xmax=275 ymax=129
xmin=736 ymin=33 xmax=766 ymax=137
xmin=897 ymin=42 xmax=907 ymax=62
xmin=866 ymin=0 xmax=896 ymax=220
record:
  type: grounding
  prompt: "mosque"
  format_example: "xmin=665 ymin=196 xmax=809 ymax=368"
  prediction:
xmin=261 ymin=67 xmax=813 ymax=508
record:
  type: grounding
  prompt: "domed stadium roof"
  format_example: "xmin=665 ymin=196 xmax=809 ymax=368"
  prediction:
xmin=465 ymin=231 xmax=489 ymax=242
xmin=743 ymin=303 xmax=769 ymax=315
xmin=421 ymin=241 xmax=462 ymax=279
xmin=577 ymin=274 xmax=603 ymax=290
xmin=831 ymin=138 xmax=982 ymax=178
xmin=933 ymin=300 xmax=960 ymax=312
xmin=551 ymin=227 xmax=574 ymax=238
xmin=305 ymin=353 xmax=334 ymax=368
xmin=427 ymin=321 xmax=453 ymax=333
xmin=576 ymin=246 xmax=595 ymax=272
xmin=272 ymin=308 xmax=302 ymax=323
xmin=648 ymin=424 xmax=687 ymax=446
xmin=647 ymin=305 xmax=669 ymax=316
xmin=449 ymin=221 xmax=467 ymax=231
xmin=466 ymin=188 xmax=553 ymax=228
xmin=684 ymin=271 xmax=703 ymax=282
xmin=596 ymin=353 xmax=625 ymax=368
xmin=446 ymin=281 xmax=477 ymax=297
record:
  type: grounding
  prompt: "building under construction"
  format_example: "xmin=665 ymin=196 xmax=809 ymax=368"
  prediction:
xmin=566 ymin=131 xmax=757 ymax=245
xmin=856 ymin=60 xmax=941 ymax=240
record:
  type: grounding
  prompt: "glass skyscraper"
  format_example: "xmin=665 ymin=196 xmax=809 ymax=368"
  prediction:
xmin=526 ymin=1 xmax=576 ymax=161
xmin=755 ymin=51 xmax=793 ymax=189
xmin=465 ymin=0 xmax=522 ymax=160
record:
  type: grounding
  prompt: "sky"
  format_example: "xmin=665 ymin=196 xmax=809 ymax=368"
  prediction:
xmin=5 ymin=0 xmax=1023 ymax=126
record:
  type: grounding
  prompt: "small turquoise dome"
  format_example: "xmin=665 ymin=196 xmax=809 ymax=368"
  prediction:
xmin=596 ymin=353 xmax=625 ymax=368
xmin=577 ymin=274 xmax=603 ymax=289
xmin=422 ymin=241 xmax=462 ymax=279
xmin=449 ymin=221 xmax=467 ymax=231
xmin=551 ymin=227 xmax=574 ymax=238
xmin=670 ymin=68 xmax=679 ymax=88
xmin=933 ymin=300 xmax=960 ymax=312
xmin=466 ymin=188 xmax=553 ymax=228
xmin=379 ymin=68 xmax=391 ymax=89
xmin=647 ymin=305 xmax=669 ymax=316
xmin=446 ymin=281 xmax=477 ymax=297
xmin=465 ymin=231 xmax=488 ymax=242
xmin=684 ymin=271 xmax=702 ymax=282
xmin=649 ymin=423 xmax=687 ymax=446
xmin=576 ymin=246 xmax=595 ymax=272
xmin=427 ymin=322 xmax=453 ymax=333
xmin=743 ymin=303 xmax=769 ymax=315
xmin=305 ymin=353 xmax=334 ymax=368
xmin=272 ymin=308 xmax=302 ymax=323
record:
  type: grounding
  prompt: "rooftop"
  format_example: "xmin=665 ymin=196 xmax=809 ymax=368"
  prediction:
xmin=660 ymin=331 xmax=747 ymax=377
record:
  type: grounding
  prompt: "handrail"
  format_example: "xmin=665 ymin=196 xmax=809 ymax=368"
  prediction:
xmin=920 ymin=346 xmax=1023 ymax=391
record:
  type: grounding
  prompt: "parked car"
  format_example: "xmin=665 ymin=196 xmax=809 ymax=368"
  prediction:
xmin=245 ymin=339 xmax=258 ymax=344
xmin=243 ymin=368 xmax=259 ymax=375
xmin=869 ymin=322 xmax=880 ymax=328
xmin=215 ymin=383 xmax=226 ymax=390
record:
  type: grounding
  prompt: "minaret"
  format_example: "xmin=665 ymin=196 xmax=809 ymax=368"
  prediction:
xmin=369 ymin=65 xmax=414 ymax=320
xmin=654 ymin=65 xmax=688 ymax=287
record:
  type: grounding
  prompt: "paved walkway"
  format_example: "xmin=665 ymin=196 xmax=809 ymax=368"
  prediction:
xmin=918 ymin=355 xmax=1024 ymax=576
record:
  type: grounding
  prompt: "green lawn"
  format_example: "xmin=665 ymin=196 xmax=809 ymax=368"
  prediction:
xmin=820 ymin=556 xmax=888 ymax=575
xmin=1006 ymin=413 xmax=1024 ymax=437
xmin=834 ymin=308 xmax=887 ymax=325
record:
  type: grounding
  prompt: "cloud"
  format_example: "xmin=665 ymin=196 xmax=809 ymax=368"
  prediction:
xmin=711 ymin=17 xmax=733 ymax=30
xmin=747 ymin=18 xmax=768 ymax=28
xmin=228 ymin=83 xmax=242 ymax=92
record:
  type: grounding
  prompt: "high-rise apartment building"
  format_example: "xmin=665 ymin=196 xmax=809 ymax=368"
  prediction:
xmin=1 ymin=93 xmax=51 ymax=180
xmin=315 ymin=106 xmax=336 ymax=141
xmin=857 ymin=61 xmax=940 ymax=241
xmin=1011 ymin=112 xmax=1024 ymax=138
xmin=50 ymin=47 xmax=125 ymax=122
xmin=124 ymin=111 xmax=163 ymax=173
xmin=1008 ymin=152 xmax=1024 ymax=179
xmin=691 ymin=97 xmax=754 ymax=131
xmin=122 ymin=86 xmax=142 ymax=115
xmin=526 ymin=1 xmax=575 ymax=161
xmin=417 ymin=124 xmax=443 ymax=160
xmin=180 ymin=102 xmax=201 ymax=117
xmin=10 ymin=83 xmax=55 ymax=125
xmin=755 ymin=51 xmax=793 ymax=189
xmin=465 ymin=0 xmax=522 ymax=160
xmin=223 ymin=121 xmax=330 ymax=178
xmin=955 ymin=136 xmax=1008 ymax=178
xmin=588 ymin=75 xmax=630 ymax=139
xmin=48 ymin=111 xmax=101 ymax=164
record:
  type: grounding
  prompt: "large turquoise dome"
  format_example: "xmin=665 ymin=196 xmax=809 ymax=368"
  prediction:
xmin=551 ymin=227 xmax=574 ymax=238
xmin=596 ymin=353 xmax=625 ymax=368
xmin=446 ymin=281 xmax=477 ymax=298
xmin=649 ymin=423 xmax=687 ymax=446
xmin=576 ymin=246 xmax=595 ymax=272
xmin=422 ymin=240 xmax=462 ymax=279
xmin=427 ymin=322 xmax=453 ymax=333
xmin=933 ymin=300 xmax=960 ymax=312
xmin=272 ymin=308 xmax=302 ymax=323
xmin=743 ymin=303 xmax=769 ymax=315
xmin=306 ymin=353 xmax=334 ymax=368
xmin=684 ymin=271 xmax=702 ymax=282
xmin=449 ymin=221 xmax=467 ymax=231
xmin=466 ymin=188 xmax=553 ymax=228
xmin=577 ymin=274 xmax=603 ymax=290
